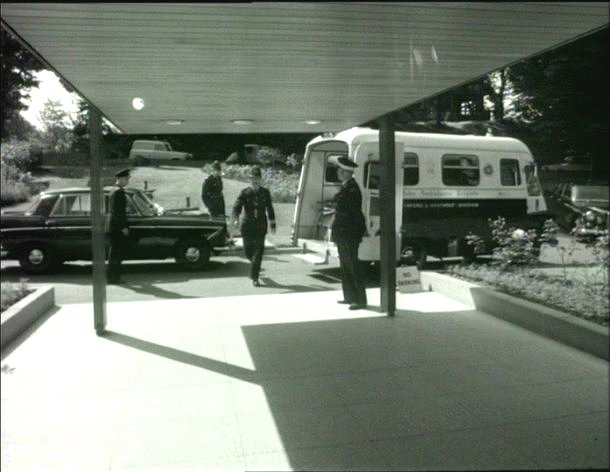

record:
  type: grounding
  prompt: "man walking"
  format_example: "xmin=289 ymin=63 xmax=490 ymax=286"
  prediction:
xmin=329 ymin=156 xmax=368 ymax=310
xmin=107 ymin=168 xmax=131 ymax=284
xmin=232 ymin=166 xmax=276 ymax=287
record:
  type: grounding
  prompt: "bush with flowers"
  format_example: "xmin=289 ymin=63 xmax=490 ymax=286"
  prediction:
xmin=1 ymin=279 xmax=31 ymax=313
xmin=451 ymin=217 xmax=609 ymax=326
xmin=201 ymin=162 xmax=300 ymax=203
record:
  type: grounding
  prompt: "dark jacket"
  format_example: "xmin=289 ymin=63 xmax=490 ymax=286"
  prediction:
xmin=232 ymin=186 xmax=275 ymax=236
xmin=201 ymin=174 xmax=225 ymax=215
xmin=331 ymin=177 xmax=366 ymax=243
xmin=108 ymin=186 xmax=128 ymax=235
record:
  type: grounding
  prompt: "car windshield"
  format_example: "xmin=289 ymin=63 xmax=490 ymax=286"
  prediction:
xmin=130 ymin=190 xmax=164 ymax=216
xmin=573 ymin=186 xmax=608 ymax=201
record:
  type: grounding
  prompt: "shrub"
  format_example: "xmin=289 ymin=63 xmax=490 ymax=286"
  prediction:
xmin=201 ymin=163 xmax=299 ymax=203
xmin=1 ymin=140 xmax=42 ymax=172
xmin=448 ymin=264 xmax=609 ymax=326
xmin=256 ymin=146 xmax=285 ymax=167
xmin=1 ymin=279 xmax=31 ymax=313
xmin=1 ymin=145 xmax=34 ymax=205
xmin=467 ymin=216 xmax=551 ymax=270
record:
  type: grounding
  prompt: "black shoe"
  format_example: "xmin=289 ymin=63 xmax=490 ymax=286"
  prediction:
xmin=337 ymin=300 xmax=351 ymax=305
xmin=349 ymin=303 xmax=366 ymax=311
xmin=252 ymin=279 xmax=261 ymax=287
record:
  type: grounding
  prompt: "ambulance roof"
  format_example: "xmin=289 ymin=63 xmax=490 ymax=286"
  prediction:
xmin=308 ymin=127 xmax=532 ymax=155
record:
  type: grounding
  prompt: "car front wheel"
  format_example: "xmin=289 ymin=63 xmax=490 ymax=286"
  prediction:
xmin=175 ymin=239 xmax=211 ymax=270
xmin=19 ymin=243 xmax=59 ymax=274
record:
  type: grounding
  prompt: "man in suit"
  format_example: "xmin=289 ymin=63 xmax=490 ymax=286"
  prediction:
xmin=201 ymin=160 xmax=226 ymax=217
xmin=329 ymin=156 xmax=368 ymax=310
xmin=107 ymin=168 xmax=131 ymax=284
xmin=232 ymin=165 xmax=276 ymax=287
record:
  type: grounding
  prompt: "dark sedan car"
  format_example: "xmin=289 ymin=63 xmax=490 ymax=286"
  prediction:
xmin=545 ymin=182 xmax=609 ymax=240
xmin=1 ymin=187 xmax=230 ymax=273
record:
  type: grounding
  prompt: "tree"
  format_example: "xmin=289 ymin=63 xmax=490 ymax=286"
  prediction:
xmin=1 ymin=27 xmax=43 ymax=139
xmin=71 ymin=98 xmax=122 ymax=156
xmin=38 ymin=99 xmax=75 ymax=152
xmin=507 ymin=28 xmax=608 ymax=172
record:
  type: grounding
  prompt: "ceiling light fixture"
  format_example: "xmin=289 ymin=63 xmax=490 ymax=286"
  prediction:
xmin=165 ymin=119 xmax=184 ymax=126
xmin=131 ymin=97 xmax=145 ymax=110
xmin=231 ymin=119 xmax=254 ymax=125
xmin=303 ymin=120 xmax=321 ymax=125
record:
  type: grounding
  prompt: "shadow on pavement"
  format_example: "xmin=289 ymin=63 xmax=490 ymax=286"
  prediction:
xmin=0 ymin=260 xmax=252 ymax=285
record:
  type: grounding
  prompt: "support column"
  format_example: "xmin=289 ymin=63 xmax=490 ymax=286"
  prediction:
xmin=379 ymin=116 xmax=396 ymax=316
xmin=89 ymin=107 xmax=107 ymax=334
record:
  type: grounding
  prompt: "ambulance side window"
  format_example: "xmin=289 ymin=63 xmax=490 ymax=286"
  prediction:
xmin=442 ymin=154 xmax=479 ymax=186
xmin=500 ymin=159 xmax=521 ymax=186
xmin=324 ymin=153 xmax=343 ymax=184
xmin=403 ymin=152 xmax=419 ymax=186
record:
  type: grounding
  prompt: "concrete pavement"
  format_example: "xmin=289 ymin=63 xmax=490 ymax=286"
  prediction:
xmin=2 ymin=287 xmax=608 ymax=471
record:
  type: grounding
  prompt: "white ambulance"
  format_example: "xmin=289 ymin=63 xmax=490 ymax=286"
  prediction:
xmin=291 ymin=127 xmax=549 ymax=266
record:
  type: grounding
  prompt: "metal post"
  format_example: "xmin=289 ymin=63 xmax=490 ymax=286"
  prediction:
xmin=379 ymin=116 xmax=396 ymax=316
xmin=89 ymin=107 xmax=107 ymax=334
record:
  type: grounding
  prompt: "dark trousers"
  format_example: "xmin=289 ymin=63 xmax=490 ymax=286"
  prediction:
xmin=336 ymin=240 xmax=367 ymax=305
xmin=107 ymin=232 xmax=129 ymax=281
xmin=203 ymin=198 xmax=225 ymax=217
xmin=243 ymin=232 xmax=265 ymax=280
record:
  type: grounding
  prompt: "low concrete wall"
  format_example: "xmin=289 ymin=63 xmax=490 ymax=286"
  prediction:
xmin=1 ymin=286 xmax=55 ymax=350
xmin=420 ymin=271 xmax=609 ymax=361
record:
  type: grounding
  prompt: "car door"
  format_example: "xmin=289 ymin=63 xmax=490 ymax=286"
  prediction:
xmin=122 ymin=192 xmax=165 ymax=259
xmin=45 ymin=192 xmax=93 ymax=260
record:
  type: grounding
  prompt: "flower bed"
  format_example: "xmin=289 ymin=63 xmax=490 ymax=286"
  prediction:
xmin=203 ymin=163 xmax=299 ymax=203
xmin=1 ymin=280 xmax=32 ymax=313
xmin=447 ymin=264 xmax=609 ymax=327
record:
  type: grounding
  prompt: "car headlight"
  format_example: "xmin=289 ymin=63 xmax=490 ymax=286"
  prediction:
xmin=584 ymin=210 xmax=596 ymax=222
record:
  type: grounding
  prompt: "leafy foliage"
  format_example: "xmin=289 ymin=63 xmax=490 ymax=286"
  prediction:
xmin=0 ymin=28 xmax=43 ymax=139
xmin=448 ymin=263 xmax=609 ymax=327
xmin=458 ymin=216 xmax=609 ymax=326
xmin=467 ymin=216 xmax=548 ymax=270
xmin=1 ymin=279 xmax=31 ymax=313
xmin=507 ymin=28 xmax=608 ymax=166
xmin=0 ymin=140 xmax=42 ymax=205
xmin=37 ymin=99 xmax=75 ymax=152
xmin=201 ymin=163 xmax=300 ymax=203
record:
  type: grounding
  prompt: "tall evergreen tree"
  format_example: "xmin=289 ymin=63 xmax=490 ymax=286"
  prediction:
xmin=1 ymin=27 xmax=43 ymax=139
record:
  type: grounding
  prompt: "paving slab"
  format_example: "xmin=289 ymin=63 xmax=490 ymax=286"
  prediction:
xmin=1 ymin=289 xmax=608 ymax=471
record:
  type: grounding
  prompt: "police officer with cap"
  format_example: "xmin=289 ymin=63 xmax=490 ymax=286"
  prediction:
xmin=201 ymin=160 xmax=226 ymax=217
xmin=107 ymin=167 xmax=131 ymax=284
xmin=329 ymin=155 xmax=368 ymax=310
xmin=232 ymin=165 xmax=276 ymax=287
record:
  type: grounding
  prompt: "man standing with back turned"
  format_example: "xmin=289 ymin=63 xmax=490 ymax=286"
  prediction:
xmin=107 ymin=168 xmax=131 ymax=284
xmin=329 ymin=155 xmax=368 ymax=310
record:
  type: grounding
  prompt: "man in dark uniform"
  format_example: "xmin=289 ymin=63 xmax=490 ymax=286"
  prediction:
xmin=107 ymin=168 xmax=131 ymax=284
xmin=201 ymin=160 xmax=226 ymax=217
xmin=329 ymin=156 xmax=368 ymax=310
xmin=232 ymin=165 xmax=276 ymax=287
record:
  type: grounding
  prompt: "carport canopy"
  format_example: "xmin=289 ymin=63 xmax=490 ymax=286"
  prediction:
xmin=1 ymin=2 xmax=607 ymax=134
xmin=1 ymin=2 xmax=607 ymax=326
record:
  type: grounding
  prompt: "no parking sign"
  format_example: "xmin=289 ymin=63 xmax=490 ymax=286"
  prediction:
xmin=396 ymin=265 xmax=422 ymax=293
